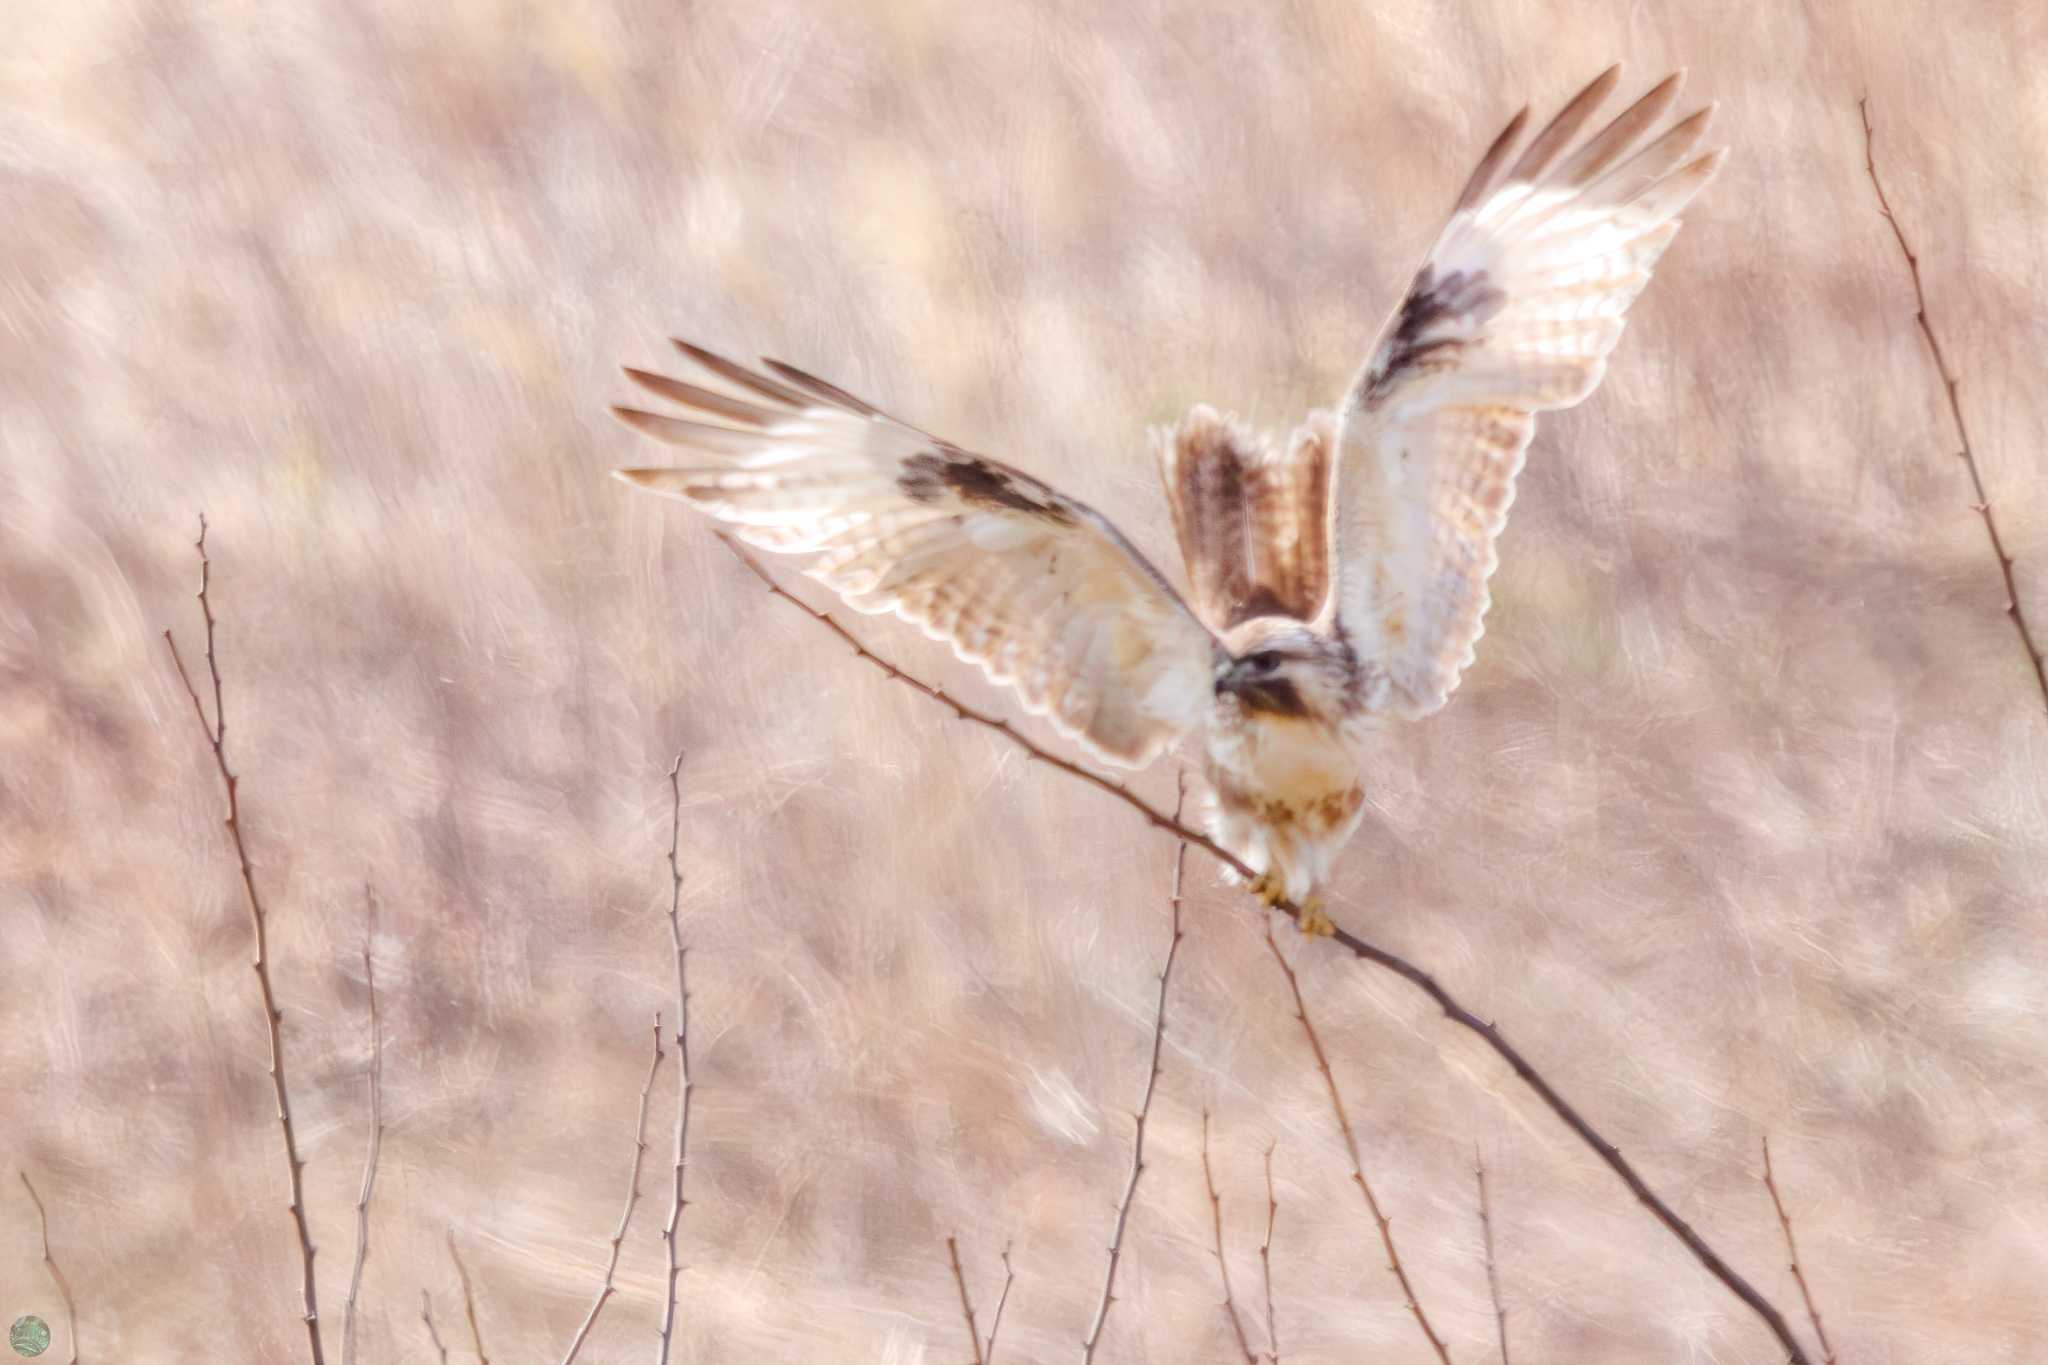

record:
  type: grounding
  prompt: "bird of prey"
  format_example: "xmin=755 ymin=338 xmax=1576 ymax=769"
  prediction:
xmin=613 ymin=67 xmax=1722 ymax=935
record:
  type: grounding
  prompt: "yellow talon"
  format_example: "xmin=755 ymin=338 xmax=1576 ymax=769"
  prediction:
xmin=1248 ymin=870 xmax=1284 ymax=908
xmin=1295 ymin=896 xmax=1336 ymax=938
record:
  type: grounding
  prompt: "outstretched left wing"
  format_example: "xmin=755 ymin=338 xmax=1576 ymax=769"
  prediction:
xmin=1333 ymin=67 xmax=1723 ymax=717
xmin=613 ymin=342 xmax=1222 ymax=767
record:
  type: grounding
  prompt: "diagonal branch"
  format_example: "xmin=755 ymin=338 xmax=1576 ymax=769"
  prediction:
xmin=1264 ymin=925 xmax=1450 ymax=1363
xmin=1761 ymin=1137 xmax=1838 ymax=1365
xmin=1079 ymin=776 xmax=1188 ymax=1362
xmin=561 ymin=1014 xmax=668 ymax=1364
xmin=716 ymin=534 xmax=1817 ymax=1365
xmin=1199 ymin=1112 xmax=1260 ymax=1365
xmin=1860 ymin=96 xmax=2048 ymax=716
xmin=163 ymin=515 xmax=324 ymax=1365
xmin=1474 ymin=1148 xmax=1508 ymax=1365
xmin=946 ymin=1236 xmax=987 ymax=1365
xmin=18 ymin=1172 xmax=78 ymax=1365
xmin=656 ymin=752 xmax=696 ymax=1365
xmin=342 ymin=885 xmax=386 ymax=1365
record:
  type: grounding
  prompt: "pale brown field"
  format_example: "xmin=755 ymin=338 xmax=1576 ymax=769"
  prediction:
xmin=5 ymin=2 xmax=2046 ymax=1361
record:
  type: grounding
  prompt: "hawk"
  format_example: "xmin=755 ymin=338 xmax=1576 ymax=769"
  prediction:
xmin=614 ymin=67 xmax=1722 ymax=934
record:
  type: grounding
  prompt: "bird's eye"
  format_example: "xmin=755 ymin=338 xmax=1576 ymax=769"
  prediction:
xmin=1249 ymin=650 xmax=1283 ymax=672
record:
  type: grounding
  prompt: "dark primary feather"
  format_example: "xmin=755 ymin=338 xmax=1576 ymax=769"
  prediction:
xmin=1504 ymin=62 xmax=1621 ymax=184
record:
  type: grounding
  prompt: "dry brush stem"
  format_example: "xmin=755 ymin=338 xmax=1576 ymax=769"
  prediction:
xmin=1263 ymin=925 xmax=1450 ymax=1363
xmin=657 ymin=752 xmax=696 ymax=1365
xmin=342 ymin=886 xmax=385 ymax=1365
xmin=1079 ymin=776 xmax=1188 ymax=1362
xmin=1259 ymin=1145 xmax=1279 ymax=1365
xmin=719 ymin=535 xmax=1816 ymax=1365
xmin=418 ymin=1292 xmax=449 ymax=1365
xmin=560 ymin=1015 xmax=668 ymax=1365
xmin=946 ymin=1236 xmax=988 ymax=1365
xmin=1199 ymin=1112 xmax=1260 ymax=1365
xmin=447 ymin=1234 xmax=488 ymax=1365
xmin=18 ymin=1172 xmax=79 ymax=1364
xmin=1474 ymin=1149 xmax=1508 ymax=1365
xmin=984 ymin=1242 xmax=1015 ymax=1364
xmin=1761 ymin=1137 xmax=1838 ymax=1365
xmin=1860 ymin=97 xmax=2048 ymax=716
xmin=162 ymin=515 xmax=325 ymax=1365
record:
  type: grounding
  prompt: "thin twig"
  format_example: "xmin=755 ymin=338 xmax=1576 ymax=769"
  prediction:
xmin=18 ymin=1172 xmax=78 ymax=1364
xmin=1474 ymin=1148 xmax=1508 ymax=1365
xmin=656 ymin=752 xmax=695 ymax=1365
xmin=1259 ymin=1145 xmax=1279 ymax=1365
xmin=1263 ymin=925 xmax=1450 ymax=1363
xmin=718 ymin=534 xmax=1818 ymax=1365
xmin=561 ymin=1015 xmax=668 ymax=1364
xmin=1080 ymin=776 xmax=1188 ymax=1362
xmin=946 ymin=1236 xmax=987 ymax=1365
xmin=1200 ymin=1112 xmax=1260 ymax=1364
xmin=447 ymin=1234 xmax=488 ymax=1365
xmin=1860 ymin=96 xmax=2048 ymax=716
xmin=342 ymin=886 xmax=385 ymax=1365
xmin=984 ymin=1242 xmax=1015 ymax=1364
xmin=1761 ymin=1137 xmax=1839 ymax=1365
xmin=163 ymin=515 xmax=324 ymax=1365
xmin=419 ymin=1291 xmax=449 ymax=1365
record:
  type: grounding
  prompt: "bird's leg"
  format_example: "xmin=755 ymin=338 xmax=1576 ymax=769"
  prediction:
xmin=1294 ymin=895 xmax=1336 ymax=939
xmin=1247 ymin=871 xmax=1333 ymax=936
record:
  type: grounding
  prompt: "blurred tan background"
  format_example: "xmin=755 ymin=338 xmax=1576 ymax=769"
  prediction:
xmin=5 ymin=0 xmax=2047 ymax=1360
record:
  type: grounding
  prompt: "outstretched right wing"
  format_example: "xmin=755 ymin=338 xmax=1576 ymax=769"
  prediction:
xmin=1333 ymin=67 xmax=1723 ymax=717
xmin=613 ymin=342 xmax=1222 ymax=767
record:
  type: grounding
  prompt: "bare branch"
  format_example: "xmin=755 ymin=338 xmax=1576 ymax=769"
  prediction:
xmin=18 ymin=1172 xmax=78 ymax=1364
xmin=1080 ymin=776 xmax=1188 ymax=1362
xmin=656 ymin=752 xmax=695 ymax=1365
xmin=946 ymin=1236 xmax=988 ymax=1365
xmin=1259 ymin=1145 xmax=1279 ymax=1365
xmin=1761 ymin=1137 xmax=1839 ymax=1365
xmin=984 ymin=1242 xmax=1015 ymax=1365
xmin=342 ymin=886 xmax=385 ymax=1365
xmin=1474 ymin=1148 xmax=1507 ymax=1365
xmin=447 ymin=1234 xmax=488 ymax=1365
xmin=163 ymin=515 xmax=324 ymax=1365
xmin=1860 ymin=97 xmax=2048 ymax=716
xmin=561 ymin=1015 xmax=668 ymax=1364
xmin=418 ymin=1292 xmax=449 ymax=1365
xmin=719 ymin=534 xmax=1818 ymax=1365
xmin=1263 ymin=925 xmax=1450 ymax=1363
xmin=1199 ymin=1112 xmax=1260 ymax=1364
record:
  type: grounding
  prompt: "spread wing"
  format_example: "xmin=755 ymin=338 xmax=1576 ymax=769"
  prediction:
xmin=1155 ymin=405 xmax=1335 ymax=632
xmin=1333 ymin=66 xmax=1723 ymax=717
xmin=613 ymin=341 xmax=1221 ymax=767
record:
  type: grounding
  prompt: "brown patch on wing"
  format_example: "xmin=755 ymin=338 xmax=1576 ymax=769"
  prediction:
xmin=1156 ymin=407 xmax=1334 ymax=632
xmin=1358 ymin=265 xmax=1507 ymax=413
xmin=898 ymin=448 xmax=1077 ymax=524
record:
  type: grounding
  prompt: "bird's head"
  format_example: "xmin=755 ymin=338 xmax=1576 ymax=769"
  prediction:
xmin=1213 ymin=620 xmax=1356 ymax=724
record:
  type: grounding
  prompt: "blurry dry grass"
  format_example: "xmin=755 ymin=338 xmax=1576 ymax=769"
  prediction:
xmin=5 ymin=1 xmax=2048 ymax=1361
